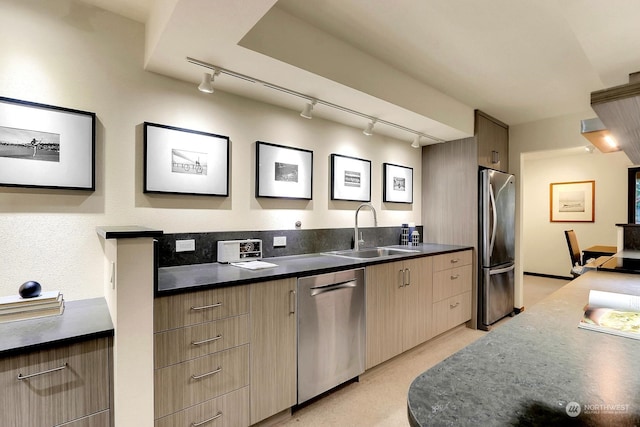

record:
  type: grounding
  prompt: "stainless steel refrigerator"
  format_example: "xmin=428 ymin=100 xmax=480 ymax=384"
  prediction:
xmin=479 ymin=168 xmax=515 ymax=330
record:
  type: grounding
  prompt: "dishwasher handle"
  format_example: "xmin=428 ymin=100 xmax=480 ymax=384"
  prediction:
xmin=310 ymin=280 xmax=357 ymax=296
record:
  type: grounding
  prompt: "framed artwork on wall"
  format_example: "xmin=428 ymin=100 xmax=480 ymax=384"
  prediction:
xmin=383 ymin=162 xmax=413 ymax=203
xmin=330 ymin=153 xmax=371 ymax=202
xmin=256 ymin=141 xmax=313 ymax=199
xmin=0 ymin=96 xmax=95 ymax=190
xmin=550 ymin=180 xmax=595 ymax=222
xmin=143 ymin=122 xmax=229 ymax=196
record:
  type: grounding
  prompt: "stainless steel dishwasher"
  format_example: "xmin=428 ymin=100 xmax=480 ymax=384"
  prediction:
xmin=297 ymin=268 xmax=365 ymax=404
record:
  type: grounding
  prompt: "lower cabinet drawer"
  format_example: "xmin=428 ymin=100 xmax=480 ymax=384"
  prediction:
xmin=433 ymin=292 xmax=472 ymax=336
xmin=155 ymin=387 xmax=249 ymax=427
xmin=154 ymin=314 xmax=250 ymax=369
xmin=0 ymin=337 xmax=110 ymax=427
xmin=154 ymin=345 xmax=249 ymax=419
xmin=432 ymin=264 xmax=472 ymax=302
xmin=57 ymin=410 xmax=110 ymax=427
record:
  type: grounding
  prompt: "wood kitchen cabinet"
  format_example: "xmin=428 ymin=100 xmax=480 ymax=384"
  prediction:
xmin=0 ymin=337 xmax=112 ymax=427
xmin=153 ymin=285 xmax=250 ymax=427
xmin=476 ymin=110 xmax=509 ymax=172
xmin=432 ymin=250 xmax=473 ymax=336
xmin=249 ymin=278 xmax=296 ymax=425
xmin=365 ymin=257 xmax=433 ymax=369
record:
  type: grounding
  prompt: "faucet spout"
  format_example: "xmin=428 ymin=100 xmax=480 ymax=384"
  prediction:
xmin=354 ymin=203 xmax=378 ymax=251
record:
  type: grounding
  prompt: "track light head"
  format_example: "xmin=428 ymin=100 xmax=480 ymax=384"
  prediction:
xmin=197 ymin=70 xmax=220 ymax=93
xmin=411 ymin=135 xmax=421 ymax=148
xmin=363 ymin=119 xmax=376 ymax=136
xmin=300 ymin=100 xmax=316 ymax=119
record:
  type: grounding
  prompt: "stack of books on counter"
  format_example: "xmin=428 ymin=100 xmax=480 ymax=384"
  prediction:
xmin=0 ymin=290 xmax=64 ymax=323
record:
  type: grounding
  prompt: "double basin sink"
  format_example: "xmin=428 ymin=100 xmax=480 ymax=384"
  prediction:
xmin=323 ymin=246 xmax=419 ymax=260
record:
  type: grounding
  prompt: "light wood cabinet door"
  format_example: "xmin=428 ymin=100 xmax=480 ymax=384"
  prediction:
xmin=401 ymin=257 xmax=434 ymax=350
xmin=365 ymin=261 xmax=404 ymax=369
xmin=476 ymin=110 xmax=509 ymax=172
xmin=366 ymin=257 xmax=433 ymax=369
xmin=0 ymin=338 xmax=110 ymax=427
xmin=249 ymin=278 xmax=296 ymax=425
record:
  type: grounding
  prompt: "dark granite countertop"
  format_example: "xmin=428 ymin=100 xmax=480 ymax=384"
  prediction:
xmin=157 ymin=243 xmax=472 ymax=295
xmin=407 ymin=270 xmax=640 ymax=426
xmin=96 ymin=225 xmax=163 ymax=239
xmin=0 ymin=298 xmax=114 ymax=356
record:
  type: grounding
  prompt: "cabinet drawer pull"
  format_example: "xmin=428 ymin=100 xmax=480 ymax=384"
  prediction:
xmin=191 ymin=366 xmax=222 ymax=380
xmin=450 ymin=274 xmax=460 ymax=280
xmin=450 ymin=302 xmax=460 ymax=309
xmin=398 ymin=269 xmax=405 ymax=288
xmin=405 ymin=268 xmax=411 ymax=286
xmin=191 ymin=411 xmax=222 ymax=427
xmin=450 ymin=258 xmax=460 ymax=264
xmin=191 ymin=335 xmax=222 ymax=346
xmin=191 ymin=302 xmax=222 ymax=311
xmin=18 ymin=363 xmax=68 ymax=380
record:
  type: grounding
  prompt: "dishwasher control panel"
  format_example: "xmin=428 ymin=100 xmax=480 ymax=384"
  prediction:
xmin=217 ymin=239 xmax=262 ymax=263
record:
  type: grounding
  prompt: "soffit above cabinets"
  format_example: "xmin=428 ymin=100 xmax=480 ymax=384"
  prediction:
xmin=591 ymin=73 xmax=640 ymax=164
xmin=75 ymin=0 xmax=640 ymax=146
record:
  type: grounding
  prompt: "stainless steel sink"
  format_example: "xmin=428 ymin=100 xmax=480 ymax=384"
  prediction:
xmin=323 ymin=247 xmax=419 ymax=259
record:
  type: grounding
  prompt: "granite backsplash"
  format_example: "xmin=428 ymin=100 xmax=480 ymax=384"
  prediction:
xmin=157 ymin=225 xmax=423 ymax=267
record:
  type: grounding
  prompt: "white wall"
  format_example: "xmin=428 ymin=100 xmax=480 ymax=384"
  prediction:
xmin=0 ymin=0 xmax=422 ymax=301
xmin=511 ymin=111 xmax=632 ymax=287
xmin=523 ymin=150 xmax=629 ymax=277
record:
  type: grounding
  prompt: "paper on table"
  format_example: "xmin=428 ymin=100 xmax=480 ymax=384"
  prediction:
xmin=230 ymin=261 xmax=278 ymax=270
xmin=588 ymin=290 xmax=640 ymax=312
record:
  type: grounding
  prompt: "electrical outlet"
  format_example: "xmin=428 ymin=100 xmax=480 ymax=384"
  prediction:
xmin=176 ymin=239 xmax=195 ymax=252
xmin=273 ymin=236 xmax=287 ymax=247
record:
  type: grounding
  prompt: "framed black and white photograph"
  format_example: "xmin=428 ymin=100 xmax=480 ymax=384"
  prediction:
xmin=331 ymin=153 xmax=371 ymax=202
xmin=256 ymin=141 xmax=313 ymax=199
xmin=550 ymin=180 xmax=595 ymax=222
xmin=383 ymin=163 xmax=413 ymax=203
xmin=144 ymin=122 xmax=229 ymax=196
xmin=0 ymin=96 xmax=95 ymax=190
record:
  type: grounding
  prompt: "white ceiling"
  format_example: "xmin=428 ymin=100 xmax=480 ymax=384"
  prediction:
xmin=79 ymin=0 xmax=640 ymax=145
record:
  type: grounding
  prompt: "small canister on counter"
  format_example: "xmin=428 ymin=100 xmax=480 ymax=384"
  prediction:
xmin=400 ymin=224 xmax=409 ymax=245
xmin=411 ymin=230 xmax=420 ymax=245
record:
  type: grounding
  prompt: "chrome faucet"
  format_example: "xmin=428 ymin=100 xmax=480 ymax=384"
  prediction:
xmin=354 ymin=203 xmax=378 ymax=250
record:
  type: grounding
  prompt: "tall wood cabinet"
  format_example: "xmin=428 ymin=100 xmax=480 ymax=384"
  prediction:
xmin=249 ymin=278 xmax=296 ymax=425
xmin=365 ymin=257 xmax=433 ymax=369
xmin=476 ymin=110 xmax=509 ymax=172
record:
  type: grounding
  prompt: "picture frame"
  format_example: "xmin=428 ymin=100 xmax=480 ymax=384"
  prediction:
xmin=550 ymin=180 xmax=595 ymax=222
xmin=256 ymin=141 xmax=313 ymax=199
xmin=330 ymin=153 xmax=371 ymax=202
xmin=144 ymin=122 xmax=229 ymax=196
xmin=0 ymin=96 xmax=95 ymax=190
xmin=383 ymin=163 xmax=413 ymax=203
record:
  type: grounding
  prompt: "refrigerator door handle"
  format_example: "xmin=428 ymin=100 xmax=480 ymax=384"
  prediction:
xmin=489 ymin=264 xmax=515 ymax=275
xmin=489 ymin=181 xmax=497 ymax=259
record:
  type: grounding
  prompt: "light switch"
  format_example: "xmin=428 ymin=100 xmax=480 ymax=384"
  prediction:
xmin=274 ymin=236 xmax=287 ymax=247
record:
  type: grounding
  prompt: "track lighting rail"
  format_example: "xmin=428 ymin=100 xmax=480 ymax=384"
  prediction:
xmin=187 ymin=57 xmax=445 ymax=145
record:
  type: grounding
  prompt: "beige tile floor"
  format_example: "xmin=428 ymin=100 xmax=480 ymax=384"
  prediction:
xmin=275 ymin=275 xmax=569 ymax=427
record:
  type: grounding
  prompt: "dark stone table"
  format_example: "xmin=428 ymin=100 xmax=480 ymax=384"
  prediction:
xmin=408 ymin=270 xmax=640 ymax=426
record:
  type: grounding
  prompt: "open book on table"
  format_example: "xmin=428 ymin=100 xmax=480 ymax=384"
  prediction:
xmin=579 ymin=290 xmax=640 ymax=340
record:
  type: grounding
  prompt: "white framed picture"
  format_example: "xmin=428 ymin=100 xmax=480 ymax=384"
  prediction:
xmin=256 ymin=141 xmax=313 ymax=200
xmin=383 ymin=162 xmax=413 ymax=204
xmin=331 ymin=153 xmax=371 ymax=202
xmin=144 ymin=122 xmax=229 ymax=196
xmin=0 ymin=96 xmax=95 ymax=190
